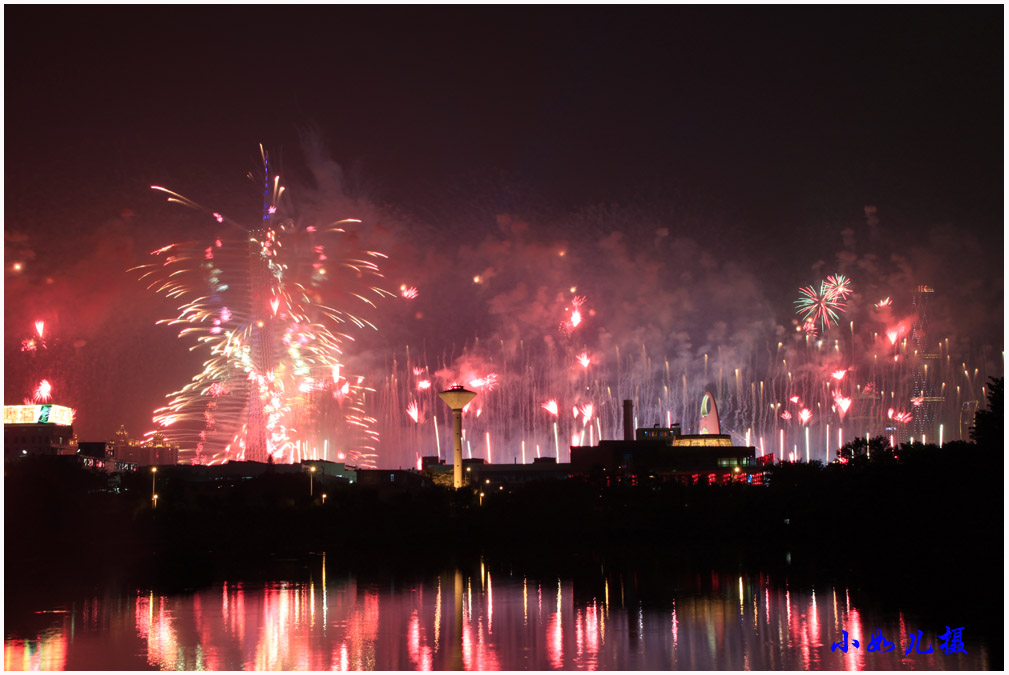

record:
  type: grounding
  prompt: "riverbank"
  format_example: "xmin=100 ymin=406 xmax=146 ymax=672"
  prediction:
xmin=5 ymin=442 xmax=1001 ymax=667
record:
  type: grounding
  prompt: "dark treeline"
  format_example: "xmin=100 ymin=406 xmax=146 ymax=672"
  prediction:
xmin=7 ymin=441 xmax=1001 ymax=591
xmin=9 ymin=442 xmax=995 ymax=561
xmin=7 ymin=440 xmax=999 ymax=563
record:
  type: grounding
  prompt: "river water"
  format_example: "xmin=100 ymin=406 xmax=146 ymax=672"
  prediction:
xmin=4 ymin=555 xmax=992 ymax=670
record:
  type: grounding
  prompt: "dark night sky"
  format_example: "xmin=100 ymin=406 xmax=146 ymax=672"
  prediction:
xmin=4 ymin=5 xmax=1003 ymax=451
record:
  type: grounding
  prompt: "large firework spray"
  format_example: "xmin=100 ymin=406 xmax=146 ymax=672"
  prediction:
xmin=134 ymin=147 xmax=391 ymax=465
xmin=795 ymin=276 xmax=849 ymax=334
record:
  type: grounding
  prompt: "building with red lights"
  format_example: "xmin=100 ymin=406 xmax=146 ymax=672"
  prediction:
xmin=570 ymin=395 xmax=761 ymax=485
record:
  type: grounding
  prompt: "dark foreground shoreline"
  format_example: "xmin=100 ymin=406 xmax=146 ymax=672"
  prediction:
xmin=5 ymin=443 xmax=1002 ymax=668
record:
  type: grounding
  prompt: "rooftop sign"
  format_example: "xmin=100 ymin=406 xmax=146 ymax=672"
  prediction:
xmin=3 ymin=404 xmax=75 ymax=426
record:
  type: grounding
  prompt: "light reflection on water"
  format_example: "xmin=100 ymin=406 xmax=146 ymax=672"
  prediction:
xmin=4 ymin=556 xmax=989 ymax=671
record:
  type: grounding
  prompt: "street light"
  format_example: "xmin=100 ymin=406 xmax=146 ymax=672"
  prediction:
xmin=309 ymin=465 xmax=316 ymax=496
xmin=438 ymin=386 xmax=477 ymax=489
xmin=151 ymin=467 xmax=157 ymax=503
xmin=321 ymin=493 xmax=327 ymax=504
xmin=152 ymin=493 xmax=159 ymax=509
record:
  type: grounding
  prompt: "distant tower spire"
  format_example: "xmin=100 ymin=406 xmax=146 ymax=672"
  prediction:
xmin=910 ymin=285 xmax=941 ymax=442
xmin=244 ymin=147 xmax=275 ymax=463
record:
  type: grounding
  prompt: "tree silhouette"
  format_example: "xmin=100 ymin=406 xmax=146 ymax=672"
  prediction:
xmin=837 ymin=435 xmax=892 ymax=464
xmin=969 ymin=376 xmax=1002 ymax=447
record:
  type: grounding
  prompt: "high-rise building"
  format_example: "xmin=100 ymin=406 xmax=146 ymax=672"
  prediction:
xmin=107 ymin=425 xmax=179 ymax=465
xmin=910 ymin=286 xmax=943 ymax=443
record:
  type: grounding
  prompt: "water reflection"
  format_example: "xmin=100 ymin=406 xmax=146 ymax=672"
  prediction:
xmin=4 ymin=619 xmax=67 ymax=671
xmin=4 ymin=557 xmax=990 ymax=671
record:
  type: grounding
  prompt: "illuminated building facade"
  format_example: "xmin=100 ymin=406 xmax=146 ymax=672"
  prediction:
xmin=3 ymin=404 xmax=78 ymax=459
xmin=107 ymin=425 xmax=180 ymax=466
xmin=73 ymin=441 xmax=135 ymax=472
xmin=636 ymin=425 xmax=680 ymax=442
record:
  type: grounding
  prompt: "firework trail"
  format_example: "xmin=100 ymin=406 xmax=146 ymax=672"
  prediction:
xmin=134 ymin=147 xmax=391 ymax=465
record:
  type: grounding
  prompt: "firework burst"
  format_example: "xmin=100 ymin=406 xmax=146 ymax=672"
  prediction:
xmin=832 ymin=391 xmax=852 ymax=418
xmin=32 ymin=379 xmax=53 ymax=403
xmin=823 ymin=273 xmax=853 ymax=301
xmin=560 ymin=295 xmax=587 ymax=335
xmin=134 ymin=146 xmax=391 ymax=465
xmin=795 ymin=281 xmax=846 ymax=334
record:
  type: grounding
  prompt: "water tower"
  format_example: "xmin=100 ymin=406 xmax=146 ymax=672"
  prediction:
xmin=438 ymin=386 xmax=477 ymax=488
